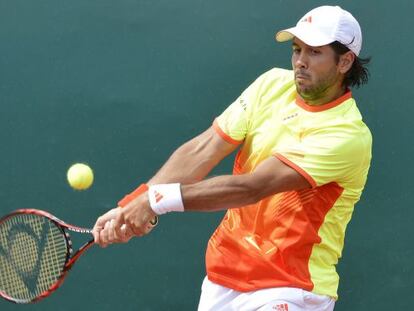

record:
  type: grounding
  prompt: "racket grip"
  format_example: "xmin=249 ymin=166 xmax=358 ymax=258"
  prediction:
xmin=118 ymin=183 xmax=158 ymax=226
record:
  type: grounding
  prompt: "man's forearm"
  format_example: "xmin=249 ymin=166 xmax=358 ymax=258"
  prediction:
xmin=180 ymin=156 xmax=311 ymax=212
xmin=147 ymin=127 xmax=237 ymax=185
xmin=148 ymin=142 xmax=216 ymax=185
xmin=181 ymin=174 xmax=260 ymax=212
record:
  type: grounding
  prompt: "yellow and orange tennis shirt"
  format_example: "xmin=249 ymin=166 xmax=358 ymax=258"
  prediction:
xmin=206 ymin=68 xmax=372 ymax=299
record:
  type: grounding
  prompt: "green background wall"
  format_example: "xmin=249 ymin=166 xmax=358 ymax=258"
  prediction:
xmin=0 ymin=0 xmax=412 ymax=310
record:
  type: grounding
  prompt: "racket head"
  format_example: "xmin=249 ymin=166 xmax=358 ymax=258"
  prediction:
xmin=0 ymin=209 xmax=90 ymax=304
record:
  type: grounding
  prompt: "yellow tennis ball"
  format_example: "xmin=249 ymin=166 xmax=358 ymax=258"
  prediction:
xmin=67 ymin=163 xmax=94 ymax=190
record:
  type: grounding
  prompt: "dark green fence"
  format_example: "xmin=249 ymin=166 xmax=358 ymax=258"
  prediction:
xmin=0 ymin=0 xmax=412 ymax=310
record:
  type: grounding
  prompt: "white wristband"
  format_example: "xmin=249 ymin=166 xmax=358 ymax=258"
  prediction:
xmin=148 ymin=183 xmax=184 ymax=215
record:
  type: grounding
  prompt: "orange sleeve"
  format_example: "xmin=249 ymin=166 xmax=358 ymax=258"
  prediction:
xmin=213 ymin=119 xmax=243 ymax=145
xmin=274 ymin=153 xmax=317 ymax=188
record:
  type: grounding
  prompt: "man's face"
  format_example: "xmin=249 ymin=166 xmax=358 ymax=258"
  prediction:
xmin=291 ymin=38 xmax=343 ymax=102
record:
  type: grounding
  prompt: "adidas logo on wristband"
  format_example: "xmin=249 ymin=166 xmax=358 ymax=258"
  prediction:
xmin=148 ymin=184 xmax=185 ymax=215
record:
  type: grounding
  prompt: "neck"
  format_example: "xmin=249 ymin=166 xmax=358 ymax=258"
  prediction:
xmin=299 ymin=85 xmax=347 ymax=106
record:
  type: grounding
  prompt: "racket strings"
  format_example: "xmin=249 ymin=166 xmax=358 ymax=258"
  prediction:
xmin=0 ymin=214 xmax=68 ymax=302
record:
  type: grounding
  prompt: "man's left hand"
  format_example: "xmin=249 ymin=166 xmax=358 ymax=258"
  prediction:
xmin=93 ymin=195 xmax=157 ymax=247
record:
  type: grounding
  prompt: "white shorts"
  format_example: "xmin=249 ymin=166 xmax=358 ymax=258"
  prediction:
xmin=197 ymin=277 xmax=335 ymax=311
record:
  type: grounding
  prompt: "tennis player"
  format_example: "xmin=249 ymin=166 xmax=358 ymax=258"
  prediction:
xmin=93 ymin=6 xmax=372 ymax=310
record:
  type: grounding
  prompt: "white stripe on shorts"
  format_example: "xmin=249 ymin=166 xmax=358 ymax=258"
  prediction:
xmin=197 ymin=277 xmax=335 ymax=311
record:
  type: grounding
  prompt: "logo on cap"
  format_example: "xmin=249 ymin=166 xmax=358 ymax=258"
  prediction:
xmin=273 ymin=303 xmax=289 ymax=311
xmin=301 ymin=15 xmax=312 ymax=23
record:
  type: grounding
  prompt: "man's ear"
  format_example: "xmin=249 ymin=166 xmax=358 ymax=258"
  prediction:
xmin=338 ymin=51 xmax=355 ymax=74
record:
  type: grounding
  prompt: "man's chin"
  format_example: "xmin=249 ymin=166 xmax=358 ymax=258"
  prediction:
xmin=295 ymin=85 xmax=314 ymax=100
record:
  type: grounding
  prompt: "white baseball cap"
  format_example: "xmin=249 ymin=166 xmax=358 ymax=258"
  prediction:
xmin=275 ymin=6 xmax=362 ymax=56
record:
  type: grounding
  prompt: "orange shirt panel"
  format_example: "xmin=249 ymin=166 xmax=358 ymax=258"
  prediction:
xmin=206 ymin=183 xmax=344 ymax=292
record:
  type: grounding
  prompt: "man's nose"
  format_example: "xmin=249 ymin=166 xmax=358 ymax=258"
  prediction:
xmin=294 ymin=53 xmax=308 ymax=69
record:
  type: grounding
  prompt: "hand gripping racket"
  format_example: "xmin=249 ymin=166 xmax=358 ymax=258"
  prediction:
xmin=0 ymin=209 xmax=158 ymax=304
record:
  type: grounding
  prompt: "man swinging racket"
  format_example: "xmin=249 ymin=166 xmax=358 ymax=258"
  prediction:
xmin=93 ymin=6 xmax=372 ymax=311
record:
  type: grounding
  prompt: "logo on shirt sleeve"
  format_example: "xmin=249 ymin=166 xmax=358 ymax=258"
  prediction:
xmin=238 ymin=98 xmax=247 ymax=111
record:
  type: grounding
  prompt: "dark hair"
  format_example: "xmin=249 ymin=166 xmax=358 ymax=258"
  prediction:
xmin=330 ymin=41 xmax=371 ymax=88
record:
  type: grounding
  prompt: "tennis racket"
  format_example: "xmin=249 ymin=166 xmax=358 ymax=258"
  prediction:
xmin=0 ymin=209 xmax=158 ymax=304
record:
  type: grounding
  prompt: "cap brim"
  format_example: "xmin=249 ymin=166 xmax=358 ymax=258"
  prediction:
xmin=275 ymin=25 xmax=334 ymax=47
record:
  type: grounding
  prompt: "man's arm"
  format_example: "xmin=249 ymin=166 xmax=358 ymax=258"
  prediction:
xmin=94 ymin=147 xmax=311 ymax=247
xmin=92 ymin=126 xmax=238 ymax=246
xmin=147 ymin=126 xmax=238 ymax=185
xmin=182 ymin=155 xmax=311 ymax=211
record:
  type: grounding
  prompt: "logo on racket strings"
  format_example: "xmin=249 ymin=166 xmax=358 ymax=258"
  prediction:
xmin=0 ymin=217 xmax=51 ymax=294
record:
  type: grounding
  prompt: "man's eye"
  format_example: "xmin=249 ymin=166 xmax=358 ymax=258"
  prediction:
xmin=311 ymin=49 xmax=321 ymax=55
